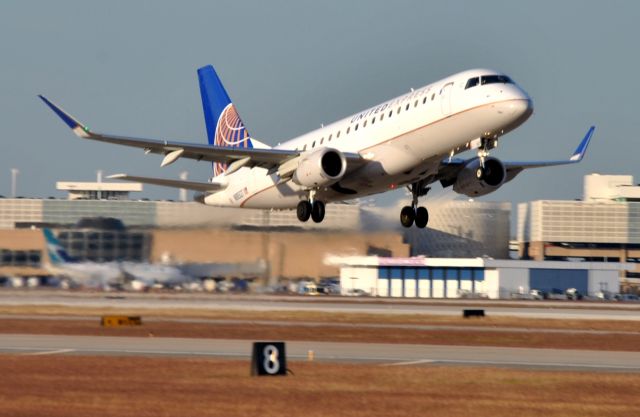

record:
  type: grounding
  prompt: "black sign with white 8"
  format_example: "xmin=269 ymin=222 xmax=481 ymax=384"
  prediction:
xmin=251 ymin=342 xmax=287 ymax=376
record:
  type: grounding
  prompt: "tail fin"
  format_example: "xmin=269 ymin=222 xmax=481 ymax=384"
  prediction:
xmin=197 ymin=65 xmax=253 ymax=177
xmin=43 ymin=228 xmax=76 ymax=265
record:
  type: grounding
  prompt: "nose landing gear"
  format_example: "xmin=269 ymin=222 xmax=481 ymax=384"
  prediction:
xmin=400 ymin=181 xmax=430 ymax=229
xmin=476 ymin=136 xmax=499 ymax=180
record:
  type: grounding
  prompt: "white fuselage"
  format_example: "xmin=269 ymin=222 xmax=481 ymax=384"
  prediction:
xmin=204 ymin=69 xmax=533 ymax=209
xmin=46 ymin=262 xmax=123 ymax=287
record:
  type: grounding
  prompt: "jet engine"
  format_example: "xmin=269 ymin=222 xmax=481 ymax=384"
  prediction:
xmin=292 ymin=148 xmax=347 ymax=188
xmin=452 ymin=157 xmax=506 ymax=197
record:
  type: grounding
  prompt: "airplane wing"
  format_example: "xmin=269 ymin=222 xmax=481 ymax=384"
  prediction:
xmin=39 ymin=95 xmax=367 ymax=176
xmin=437 ymin=126 xmax=595 ymax=187
xmin=38 ymin=95 xmax=297 ymax=168
xmin=107 ymin=174 xmax=226 ymax=192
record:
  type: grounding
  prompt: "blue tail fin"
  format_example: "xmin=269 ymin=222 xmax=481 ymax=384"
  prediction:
xmin=43 ymin=228 xmax=76 ymax=264
xmin=197 ymin=65 xmax=253 ymax=177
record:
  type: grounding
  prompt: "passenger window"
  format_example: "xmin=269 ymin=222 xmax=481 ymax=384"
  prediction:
xmin=380 ymin=114 xmax=384 ymax=121
xmin=312 ymin=141 xmax=316 ymax=148
xmin=397 ymin=107 xmax=401 ymax=114
xmin=371 ymin=117 xmax=375 ymax=124
xmin=414 ymin=100 xmax=418 ymax=107
xmin=423 ymin=97 xmax=427 ymax=104
xmin=303 ymin=144 xmax=307 ymax=151
xmin=388 ymin=110 xmax=392 ymax=117
xmin=363 ymin=120 xmax=367 ymax=127
xmin=337 ymin=131 xmax=341 ymax=138
xmin=347 ymin=127 xmax=351 ymax=134
xmin=320 ymin=137 xmax=324 ymax=144
xmin=328 ymin=134 xmax=332 ymax=141
xmin=431 ymin=93 xmax=435 ymax=100
xmin=405 ymin=103 xmax=410 ymax=110
xmin=354 ymin=124 xmax=358 ymax=131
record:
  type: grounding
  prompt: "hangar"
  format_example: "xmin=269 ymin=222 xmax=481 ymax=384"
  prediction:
xmin=326 ymin=256 xmax=626 ymax=299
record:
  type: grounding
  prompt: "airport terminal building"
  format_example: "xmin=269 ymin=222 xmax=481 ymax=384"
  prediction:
xmin=518 ymin=174 xmax=640 ymax=289
xmin=1 ymin=174 xmax=639 ymax=295
xmin=0 ymin=180 xmax=510 ymax=283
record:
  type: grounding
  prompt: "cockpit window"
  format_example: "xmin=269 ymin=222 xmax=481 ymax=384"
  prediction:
xmin=465 ymin=77 xmax=479 ymax=89
xmin=466 ymin=75 xmax=513 ymax=89
xmin=480 ymin=75 xmax=513 ymax=85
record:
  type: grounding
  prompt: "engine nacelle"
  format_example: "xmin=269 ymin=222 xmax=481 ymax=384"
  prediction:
xmin=292 ymin=148 xmax=347 ymax=188
xmin=453 ymin=157 xmax=506 ymax=197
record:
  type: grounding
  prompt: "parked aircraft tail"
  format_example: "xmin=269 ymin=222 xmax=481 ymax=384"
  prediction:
xmin=43 ymin=228 xmax=76 ymax=265
xmin=197 ymin=65 xmax=254 ymax=176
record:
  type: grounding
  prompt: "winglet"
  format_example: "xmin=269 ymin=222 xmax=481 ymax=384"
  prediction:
xmin=569 ymin=125 xmax=595 ymax=162
xmin=38 ymin=95 xmax=91 ymax=138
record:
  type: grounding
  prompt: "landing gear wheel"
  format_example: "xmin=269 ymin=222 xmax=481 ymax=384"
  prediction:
xmin=415 ymin=206 xmax=429 ymax=229
xmin=476 ymin=167 xmax=484 ymax=180
xmin=311 ymin=201 xmax=325 ymax=223
xmin=296 ymin=200 xmax=312 ymax=222
xmin=400 ymin=206 xmax=415 ymax=228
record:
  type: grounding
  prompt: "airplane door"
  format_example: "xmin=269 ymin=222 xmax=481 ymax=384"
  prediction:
xmin=440 ymin=82 xmax=453 ymax=115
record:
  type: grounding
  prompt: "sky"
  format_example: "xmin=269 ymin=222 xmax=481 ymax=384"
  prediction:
xmin=0 ymin=0 xmax=638 ymax=209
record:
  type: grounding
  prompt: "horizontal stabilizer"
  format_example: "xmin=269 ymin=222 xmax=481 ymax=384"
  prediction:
xmin=108 ymin=174 xmax=226 ymax=192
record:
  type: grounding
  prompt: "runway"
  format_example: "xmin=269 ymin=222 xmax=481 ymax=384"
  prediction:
xmin=2 ymin=291 xmax=640 ymax=321
xmin=2 ymin=333 xmax=640 ymax=372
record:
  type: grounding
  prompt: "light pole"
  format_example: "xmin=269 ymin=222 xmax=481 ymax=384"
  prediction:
xmin=179 ymin=171 xmax=188 ymax=202
xmin=96 ymin=170 xmax=103 ymax=200
xmin=10 ymin=168 xmax=19 ymax=198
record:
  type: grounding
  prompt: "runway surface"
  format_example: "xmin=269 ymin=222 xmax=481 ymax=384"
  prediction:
xmin=2 ymin=333 xmax=640 ymax=372
xmin=2 ymin=291 xmax=640 ymax=320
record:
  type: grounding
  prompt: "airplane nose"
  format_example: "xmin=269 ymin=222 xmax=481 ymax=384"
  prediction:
xmin=509 ymin=98 xmax=533 ymax=116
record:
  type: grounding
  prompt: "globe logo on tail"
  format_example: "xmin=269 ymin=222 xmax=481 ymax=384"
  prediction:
xmin=213 ymin=103 xmax=252 ymax=176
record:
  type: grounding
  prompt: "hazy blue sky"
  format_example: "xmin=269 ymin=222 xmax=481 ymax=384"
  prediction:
xmin=1 ymin=0 xmax=638 ymax=207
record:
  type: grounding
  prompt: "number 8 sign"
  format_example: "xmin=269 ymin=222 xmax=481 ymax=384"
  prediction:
xmin=251 ymin=342 xmax=287 ymax=376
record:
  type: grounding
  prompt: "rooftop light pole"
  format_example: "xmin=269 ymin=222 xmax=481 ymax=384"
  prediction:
xmin=10 ymin=168 xmax=19 ymax=198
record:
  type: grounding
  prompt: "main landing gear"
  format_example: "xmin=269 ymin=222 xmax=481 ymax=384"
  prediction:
xmin=400 ymin=181 xmax=429 ymax=229
xmin=297 ymin=190 xmax=325 ymax=223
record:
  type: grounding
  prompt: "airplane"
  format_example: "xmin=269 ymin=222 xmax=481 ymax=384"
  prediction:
xmin=43 ymin=228 xmax=266 ymax=290
xmin=44 ymin=228 xmax=124 ymax=288
xmin=39 ymin=66 xmax=594 ymax=228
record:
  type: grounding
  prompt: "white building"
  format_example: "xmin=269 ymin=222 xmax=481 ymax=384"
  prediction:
xmin=327 ymin=255 xmax=625 ymax=299
xmin=517 ymin=174 xmax=640 ymax=288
